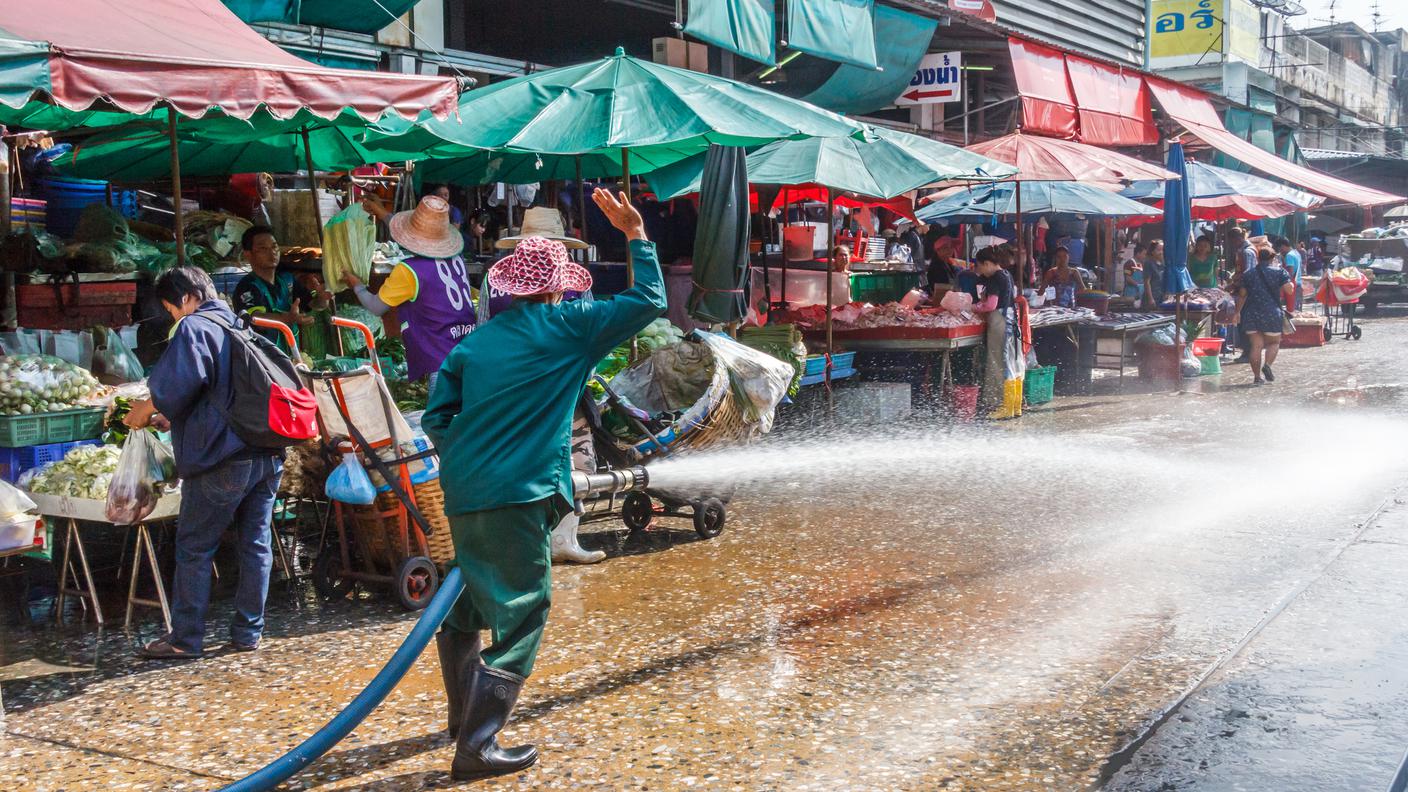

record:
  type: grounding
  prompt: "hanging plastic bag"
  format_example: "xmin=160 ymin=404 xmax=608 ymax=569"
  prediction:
xmin=91 ymin=326 xmax=145 ymax=384
xmin=326 ymin=450 xmax=376 ymax=505
xmin=106 ymin=429 xmax=176 ymax=524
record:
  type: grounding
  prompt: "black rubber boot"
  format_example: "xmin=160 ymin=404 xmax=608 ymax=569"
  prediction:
xmin=435 ymin=629 xmax=481 ymax=738
xmin=450 ymin=664 xmax=538 ymax=781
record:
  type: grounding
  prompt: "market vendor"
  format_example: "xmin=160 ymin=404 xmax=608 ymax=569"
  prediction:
xmin=341 ymin=195 xmax=477 ymax=392
xmin=1274 ymin=236 xmax=1303 ymax=309
xmin=123 ymin=267 xmax=284 ymax=660
xmin=420 ymin=188 xmax=665 ymax=781
xmin=964 ymin=247 xmax=1024 ymax=419
xmin=1188 ymin=235 xmax=1219 ymax=288
xmin=1038 ymin=245 xmax=1086 ymax=308
xmin=232 ymin=225 xmax=328 ymax=349
xmin=927 ymin=236 xmax=960 ymax=296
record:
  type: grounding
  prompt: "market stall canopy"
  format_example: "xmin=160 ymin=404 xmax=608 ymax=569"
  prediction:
xmin=1383 ymin=204 xmax=1408 ymax=219
xmin=1146 ymin=77 xmax=1403 ymax=207
xmin=648 ymin=125 xmax=1016 ymax=202
xmin=963 ymin=132 xmax=1178 ymax=188
xmin=364 ymin=48 xmax=865 ymax=169
xmin=50 ymin=110 xmax=389 ymax=180
xmin=916 ymin=181 xmax=1163 ymax=223
xmin=1008 ymin=38 xmax=1158 ymax=146
xmin=220 ymin=0 xmax=422 ymax=34
xmin=0 ymin=0 xmax=460 ymax=123
xmin=1121 ymin=159 xmax=1322 ymax=207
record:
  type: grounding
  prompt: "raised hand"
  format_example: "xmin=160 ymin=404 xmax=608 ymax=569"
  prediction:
xmin=592 ymin=188 xmax=647 ymax=241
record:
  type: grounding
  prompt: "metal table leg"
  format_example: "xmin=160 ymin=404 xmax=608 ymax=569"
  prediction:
xmin=124 ymin=523 xmax=172 ymax=632
xmin=55 ymin=518 xmax=103 ymax=626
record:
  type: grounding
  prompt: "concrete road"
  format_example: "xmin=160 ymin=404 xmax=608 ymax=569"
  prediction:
xmin=3 ymin=312 xmax=1408 ymax=791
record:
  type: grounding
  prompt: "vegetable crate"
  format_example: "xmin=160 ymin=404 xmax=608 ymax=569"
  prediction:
xmin=849 ymin=271 xmax=922 ymax=304
xmin=0 ymin=408 xmax=106 ymax=447
xmin=0 ymin=439 xmax=101 ymax=483
xmin=1024 ymin=366 xmax=1057 ymax=405
xmin=15 ymin=282 xmax=137 ymax=331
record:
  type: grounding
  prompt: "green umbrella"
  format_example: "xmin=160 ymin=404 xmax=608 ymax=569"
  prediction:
xmin=689 ymin=145 xmax=750 ymax=325
xmin=365 ymin=47 xmax=863 ymax=163
xmin=50 ymin=110 xmax=393 ymax=180
xmin=648 ymin=125 xmax=1017 ymax=202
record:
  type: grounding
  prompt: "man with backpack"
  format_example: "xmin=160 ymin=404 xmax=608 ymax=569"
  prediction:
xmin=123 ymin=266 xmax=315 ymax=660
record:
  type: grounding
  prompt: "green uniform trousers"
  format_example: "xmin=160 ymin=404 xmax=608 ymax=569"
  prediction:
xmin=444 ymin=498 xmax=562 ymax=678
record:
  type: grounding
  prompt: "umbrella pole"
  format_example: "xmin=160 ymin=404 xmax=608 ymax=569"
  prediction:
xmin=780 ymin=189 xmax=789 ymax=306
xmin=622 ymin=147 xmax=634 ymax=288
xmin=167 ymin=107 xmax=185 ymax=266
xmin=825 ymin=188 xmax=835 ymax=415
xmin=303 ymin=130 xmax=324 ymax=247
xmin=575 ymin=156 xmax=588 ymax=246
xmin=1014 ymin=181 xmax=1023 ymax=288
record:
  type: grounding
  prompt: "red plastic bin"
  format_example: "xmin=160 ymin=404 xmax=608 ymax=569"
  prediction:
xmin=1191 ymin=337 xmax=1223 ymax=357
xmin=949 ymin=385 xmax=980 ymax=420
xmin=1282 ymin=323 xmax=1326 ymax=348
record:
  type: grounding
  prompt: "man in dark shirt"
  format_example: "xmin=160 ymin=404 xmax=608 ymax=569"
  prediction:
xmin=231 ymin=225 xmax=323 ymax=348
xmin=898 ymin=221 xmax=928 ymax=271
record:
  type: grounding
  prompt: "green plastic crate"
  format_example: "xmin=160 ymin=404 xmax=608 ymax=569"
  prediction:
xmin=0 ymin=408 xmax=106 ymax=447
xmin=1024 ymin=365 xmax=1057 ymax=405
xmin=849 ymin=271 xmax=922 ymax=304
xmin=1198 ymin=354 xmax=1222 ymax=375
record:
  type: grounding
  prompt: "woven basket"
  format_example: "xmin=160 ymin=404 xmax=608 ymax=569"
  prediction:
xmin=372 ymin=478 xmax=455 ymax=567
xmin=348 ymin=505 xmax=396 ymax=570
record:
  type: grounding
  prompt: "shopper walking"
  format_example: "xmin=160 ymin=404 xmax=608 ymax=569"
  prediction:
xmin=123 ymin=267 xmax=284 ymax=659
xmin=1232 ymin=248 xmax=1296 ymax=386
xmin=421 ymin=188 xmax=665 ymax=781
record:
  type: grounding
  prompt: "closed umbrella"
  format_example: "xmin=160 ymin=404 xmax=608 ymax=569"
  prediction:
xmin=917 ymin=181 xmax=1163 ymax=223
xmin=688 ymin=145 xmax=750 ymax=325
xmin=1162 ymin=142 xmax=1195 ymax=296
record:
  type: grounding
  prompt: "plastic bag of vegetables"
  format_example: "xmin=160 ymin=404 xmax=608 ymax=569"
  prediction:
xmin=105 ymin=429 xmax=177 ymax=524
xmin=23 ymin=445 xmax=122 ymax=499
xmin=0 ymin=354 xmax=101 ymax=415
xmin=636 ymin=318 xmax=685 ymax=353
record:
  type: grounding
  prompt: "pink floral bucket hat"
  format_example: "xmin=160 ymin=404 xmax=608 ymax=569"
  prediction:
xmin=486 ymin=236 xmax=593 ymax=296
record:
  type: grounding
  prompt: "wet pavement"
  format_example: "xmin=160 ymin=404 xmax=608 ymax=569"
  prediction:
xmin=5 ymin=312 xmax=1408 ymax=790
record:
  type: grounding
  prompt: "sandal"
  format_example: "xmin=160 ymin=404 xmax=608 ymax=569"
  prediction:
xmin=139 ymin=636 xmax=201 ymax=660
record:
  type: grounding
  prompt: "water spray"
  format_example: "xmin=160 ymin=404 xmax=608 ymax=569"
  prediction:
xmin=218 ymin=466 xmax=653 ymax=792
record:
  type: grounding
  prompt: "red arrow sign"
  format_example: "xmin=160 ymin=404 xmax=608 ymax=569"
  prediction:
xmin=902 ymin=88 xmax=957 ymax=102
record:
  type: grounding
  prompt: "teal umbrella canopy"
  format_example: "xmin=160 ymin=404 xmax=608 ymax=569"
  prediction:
xmin=649 ymin=125 xmax=1016 ymax=201
xmin=917 ymin=181 xmax=1163 ymax=223
xmin=365 ymin=47 xmax=865 ymax=164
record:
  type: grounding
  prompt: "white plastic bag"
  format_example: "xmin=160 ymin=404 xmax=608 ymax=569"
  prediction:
xmin=105 ymin=429 xmax=176 ymax=524
xmin=698 ymin=332 xmax=794 ymax=432
xmin=0 ymin=479 xmax=37 ymax=521
xmin=940 ymin=290 xmax=974 ymax=314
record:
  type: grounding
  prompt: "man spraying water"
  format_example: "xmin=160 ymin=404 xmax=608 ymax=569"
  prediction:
xmin=420 ymin=188 xmax=666 ymax=780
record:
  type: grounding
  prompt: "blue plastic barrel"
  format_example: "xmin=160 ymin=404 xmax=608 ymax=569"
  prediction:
xmin=38 ymin=177 xmax=110 ymax=237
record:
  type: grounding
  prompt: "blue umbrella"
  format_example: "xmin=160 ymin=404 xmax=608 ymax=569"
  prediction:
xmin=916 ymin=180 xmax=1162 ymax=224
xmin=1121 ymin=159 xmax=1320 ymax=207
xmin=1162 ymin=142 xmax=1195 ymax=296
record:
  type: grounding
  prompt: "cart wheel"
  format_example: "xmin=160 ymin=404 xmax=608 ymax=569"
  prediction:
xmin=622 ymin=492 xmax=654 ymax=532
xmin=394 ymin=556 xmax=439 ymax=611
xmin=1351 ymin=325 xmax=1363 ymax=340
xmin=1323 ymin=324 xmax=1333 ymax=342
xmin=692 ymin=498 xmax=726 ymax=539
xmin=312 ymin=552 xmax=353 ymax=601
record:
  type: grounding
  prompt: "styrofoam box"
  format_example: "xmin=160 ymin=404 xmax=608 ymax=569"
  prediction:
xmin=26 ymin=491 xmax=181 ymax=524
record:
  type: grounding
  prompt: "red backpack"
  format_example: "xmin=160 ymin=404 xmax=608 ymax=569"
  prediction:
xmin=197 ymin=311 xmax=318 ymax=448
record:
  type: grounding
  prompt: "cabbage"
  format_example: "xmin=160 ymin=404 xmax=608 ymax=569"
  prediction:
xmin=0 ymin=355 xmax=101 ymax=416
xmin=27 ymin=445 xmax=123 ymax=499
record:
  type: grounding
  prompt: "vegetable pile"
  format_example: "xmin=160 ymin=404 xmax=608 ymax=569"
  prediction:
xmin=636 ymin=318 xmax=685 ymax=353
xmin=0 ymin=355 xmax=101 ymax=415
xmin=26 ymin=445 xmax=122 ymax=499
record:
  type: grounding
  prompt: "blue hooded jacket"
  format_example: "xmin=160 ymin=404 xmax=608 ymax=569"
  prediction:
xmin=148 ymin=300 xmax=254 ymax=478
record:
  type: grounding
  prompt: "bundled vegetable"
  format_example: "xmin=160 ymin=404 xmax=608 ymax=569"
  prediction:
xmin=25 ymin=445 xmax=123 ymax=499
xmin=636 ymin=317 xmax=685 ymax=353
xmin=105 ymin=429 xmax=177 ymax=524
xmin=0 ymin=355 xmax=101 ymax=415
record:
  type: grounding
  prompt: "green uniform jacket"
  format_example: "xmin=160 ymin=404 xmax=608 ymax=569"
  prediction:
xmin=423 ymin=240 xmax=666 ymax=515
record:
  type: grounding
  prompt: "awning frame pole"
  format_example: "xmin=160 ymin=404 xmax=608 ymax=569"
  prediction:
xmin=824 ymin=188 xmax=835 ymax=415
xmin=167 ymin=107 xmax=185 ymax=266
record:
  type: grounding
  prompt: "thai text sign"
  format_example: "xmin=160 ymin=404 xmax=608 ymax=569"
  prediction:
xmin=896 ymin=51 xmax=961 ymax=105
xmin=1149 ymin=0 xmax=1223 ymax=60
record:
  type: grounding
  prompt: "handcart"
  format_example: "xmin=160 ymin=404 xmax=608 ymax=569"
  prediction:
xmin=575 ymin=331 xmax=793 ymax=539
xmin=257 ymin=316 xmax=449 ymax=610
xmin=1317 ymin=269 xmax=1369 ymax=342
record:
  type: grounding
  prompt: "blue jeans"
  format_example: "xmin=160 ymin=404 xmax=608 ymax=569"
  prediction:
xmin=170 ymin=454 xmax=283 ymax=653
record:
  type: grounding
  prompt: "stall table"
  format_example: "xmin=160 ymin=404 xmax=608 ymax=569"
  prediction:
xmin=30 ymin=492 xmax=181 ymax=630
xmin=808 ymin=326 xmax=984 ymax=397
xmin=1079 ymin=313 xmax=1175 ymax=383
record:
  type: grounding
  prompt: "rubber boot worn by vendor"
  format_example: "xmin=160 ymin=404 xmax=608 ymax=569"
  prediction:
xmin=551 ymin=410 xmax=606 ymax=564
xmin=421 ymin=189 xmax=665 ymax=781
xmin=967 ymin=250 xmax=1023 ymax=419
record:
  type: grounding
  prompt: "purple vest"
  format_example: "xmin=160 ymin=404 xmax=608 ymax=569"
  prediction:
xmin=396 ymin=256 xmax=478 ymax=381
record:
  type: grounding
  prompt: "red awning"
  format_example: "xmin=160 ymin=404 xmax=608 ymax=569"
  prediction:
xmin=1008 ymin=39 xmax=1076 ymax=140
xmin=964 ymin=132 xmax=1178 ymax=187
xmin=2 ymin=0 xmax=460 ymax=121
xmin=1065 ymin=58 xmax=1158 ymax=146
xmin=1146 ymin=77 xmax=1402 ymax=207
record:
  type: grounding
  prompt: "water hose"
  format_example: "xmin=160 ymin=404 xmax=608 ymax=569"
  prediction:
xmin=218 ymin=466 xmax=650 ymax=791
xmin=217 ymin=567 xmax=465 ymax=792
